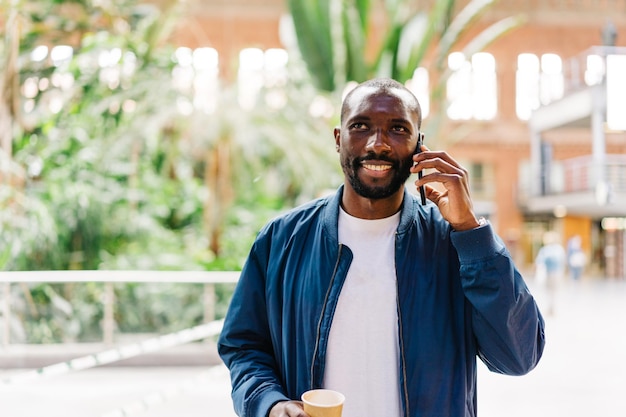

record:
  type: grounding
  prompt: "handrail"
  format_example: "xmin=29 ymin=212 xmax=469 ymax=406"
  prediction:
xmin=1 ymin=320 xmax=224 ymax=386
xmin=0 ymin=270 xmax=240 ymax=348
xmin=560 ymin=154 xmax=626 ymax=194
xmin=0 ymin=270 xmax=240 ymax=283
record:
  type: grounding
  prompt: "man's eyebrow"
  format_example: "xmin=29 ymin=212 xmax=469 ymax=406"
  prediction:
xmin=348 ymin=115 xmax=371 ymax=121
xmin=346 ymin=116 xmax=413 ymax=126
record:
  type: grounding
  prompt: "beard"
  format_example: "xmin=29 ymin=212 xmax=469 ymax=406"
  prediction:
xmin=341 ymin=153 xmax=413 ymax=199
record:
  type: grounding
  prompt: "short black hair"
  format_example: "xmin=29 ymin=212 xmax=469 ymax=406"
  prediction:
xmin=340 ymin=78 xmax=422 ymax=128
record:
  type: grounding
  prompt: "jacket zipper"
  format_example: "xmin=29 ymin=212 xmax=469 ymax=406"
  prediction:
xmin=310 ymin=244 xmax=344 ymax=390
xmin=396 ymin=232 xmax=410 ymax=417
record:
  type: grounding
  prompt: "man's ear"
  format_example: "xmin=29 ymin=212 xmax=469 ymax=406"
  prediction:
xmin=334 ymin=127 xmax=341 ymax=152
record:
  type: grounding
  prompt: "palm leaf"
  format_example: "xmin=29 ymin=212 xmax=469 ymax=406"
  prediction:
xmin=437 ymin=0 xmax=497 ymax=67
xmin=354 ymin=0 xmax=371 ymax=31
xmin=288 ymin=0 xmax=336 ymax=91
xmin=462 ymin=15 xmax=525 ymax=58
xmin=374 ymin=22 xmax=403 ymax=79
xmin=394 ymin=12 xmax=429 ymax=78
xmin=343 ymin=0 xmax=370 ymax=82
xmin=395 ymin=0 xmax=456 ymax=81
xmin=329 ymin=0 xmax=346 ymax=89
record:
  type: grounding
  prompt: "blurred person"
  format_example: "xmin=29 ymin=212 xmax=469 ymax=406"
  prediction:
xmin=535 ymin=231 xmax=566 ymax=315
xmin=567 ymin=235 xmax=586 ymax=281
xmin=218 ymin=78 xmax=545 ymax=417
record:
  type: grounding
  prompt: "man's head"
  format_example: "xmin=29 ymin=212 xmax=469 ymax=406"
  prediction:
xmin=335 ymin=78 xmax=422 ymax=201
xmin=340 ymin=78 xmax=422 ymax=128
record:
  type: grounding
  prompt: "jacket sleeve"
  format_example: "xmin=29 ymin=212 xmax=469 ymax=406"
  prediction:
xmin=217 ymin=236 xmax=290 ymax=417
xmin=451 ymin=223 xmax=546 ymax=375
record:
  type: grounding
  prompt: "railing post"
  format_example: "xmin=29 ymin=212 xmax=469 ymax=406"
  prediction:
xmin=103 ymin=281 xmax=115 ymax=345
xmin=203 ymin=283 xmax=215 ymax=323
xmin=2 ymin=282 xmax=10 ymax=348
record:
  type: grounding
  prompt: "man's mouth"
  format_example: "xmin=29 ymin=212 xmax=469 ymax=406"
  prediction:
xmin=362 ymin=164 xmax=392 ymax=172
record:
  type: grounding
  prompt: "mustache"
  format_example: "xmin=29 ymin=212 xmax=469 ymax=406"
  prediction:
xmin=357 ymin=153 xmax=396 ymax=164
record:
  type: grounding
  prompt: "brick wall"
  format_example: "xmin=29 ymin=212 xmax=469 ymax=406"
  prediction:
xmin=166 ymin=1 xmax=626 ymax=240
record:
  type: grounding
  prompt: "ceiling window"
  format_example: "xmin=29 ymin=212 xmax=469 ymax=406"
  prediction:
xmin=516 ymin=53 xmax=540 ymax=120
xmin=238 ymin=48 xmax=289 ymax=110
xmin=516 ymin=53 xmax=564 ymax=120
xmin=540 ymin=53 xmax=564 ymax=105
xmin=447 ymin=52 xmax=497 ymax=121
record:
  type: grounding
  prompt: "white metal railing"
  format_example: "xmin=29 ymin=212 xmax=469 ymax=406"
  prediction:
xmin=559 ymin=46 xmax=626 ymax=104
xmin=558 ymin=154 xmax=626 ymax=194
xmin=0 ymin=270 xmax=240 ymax=347
xmin=518 ymin=154 xmax=626 ymax=199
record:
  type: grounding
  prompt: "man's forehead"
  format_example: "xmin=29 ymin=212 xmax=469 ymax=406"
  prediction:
xmin=348 ymin=85 xmax=412 ymax=102
xmin=345 ymin=86 xmax=417 ymax=117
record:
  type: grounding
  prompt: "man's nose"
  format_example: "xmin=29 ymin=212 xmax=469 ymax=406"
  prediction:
xmin=365 ymin=129 xmax=391 ymax=153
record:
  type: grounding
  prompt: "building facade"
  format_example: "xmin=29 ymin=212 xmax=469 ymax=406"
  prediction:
xmin=169 ymin=0 xmax=626 ymax=277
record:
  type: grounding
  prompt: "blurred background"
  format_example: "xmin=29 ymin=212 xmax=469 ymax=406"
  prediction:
xmin=1 ymin=0 xmax=625 ymax=415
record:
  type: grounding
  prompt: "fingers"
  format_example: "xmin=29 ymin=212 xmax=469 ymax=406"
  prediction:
xmin=411 ymin=148 xmax=465 ymax=177
xmin=286 ymin=402 xmax=307 ymax=417
xmin=269 ymin=400 xmax=308 ymax=417
xmin=411 ymin=161 xmax=470 ymax=198
xmin=410 ymin=148 xmax=479 ymax=231
xmin=411 ymin=148 xmax=469 ymax=190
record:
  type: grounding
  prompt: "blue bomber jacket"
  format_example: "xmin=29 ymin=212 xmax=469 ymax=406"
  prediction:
xmin=217 ymin=186 xmax=545 ymax=417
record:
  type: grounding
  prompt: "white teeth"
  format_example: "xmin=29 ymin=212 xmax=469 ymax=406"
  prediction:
xmin=364 ymin=164 xmax=391 ymax=171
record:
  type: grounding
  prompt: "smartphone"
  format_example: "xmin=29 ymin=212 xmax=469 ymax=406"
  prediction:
xmin=415 ymin=133 xmax=426 ymax=205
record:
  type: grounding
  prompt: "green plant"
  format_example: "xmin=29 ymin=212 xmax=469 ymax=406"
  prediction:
xmin=288 ymin=0 xmax=523 ymax=89
xmin=1 ymin=0 xmax=342 ymax=343
xmin=285 ymin=0 xmax=525 ymax=143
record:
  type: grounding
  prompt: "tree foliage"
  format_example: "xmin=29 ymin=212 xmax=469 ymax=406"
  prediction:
xmin=0 ymin=0 xmax=340 ymax=342
xmin=286 ymin=0 xmax=523 ymax=92
xmin=285 ymin=0 xmax=525 ymax=149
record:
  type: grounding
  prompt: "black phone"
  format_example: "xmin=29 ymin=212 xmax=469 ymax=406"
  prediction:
xmin=415 ymin=133 xmax=426 ymax=205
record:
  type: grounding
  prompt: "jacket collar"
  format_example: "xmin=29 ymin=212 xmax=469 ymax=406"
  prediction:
xmin=323 ymin=185 xmax=419 ymax=241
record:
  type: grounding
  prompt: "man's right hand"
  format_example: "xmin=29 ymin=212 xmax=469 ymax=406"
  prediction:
xmin=269 ymin=400 xmax=309 ymax=417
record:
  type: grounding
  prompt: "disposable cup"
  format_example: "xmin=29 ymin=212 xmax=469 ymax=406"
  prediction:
xmin=301 ymin=389 xmax=345 ymax=417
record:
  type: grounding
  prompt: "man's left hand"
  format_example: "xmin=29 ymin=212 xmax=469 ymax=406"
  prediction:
xmin=411 ymin=145 xmax=480 ymax=231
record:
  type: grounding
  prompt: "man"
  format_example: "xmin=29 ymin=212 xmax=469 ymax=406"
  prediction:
xmin=535 ymin=231 xmax=566 ymax=315
xmin=218 ymin=78 xmax=545 ymax=417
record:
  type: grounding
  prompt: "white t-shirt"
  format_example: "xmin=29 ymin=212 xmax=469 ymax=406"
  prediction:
xmin=322 ymin=207 xmax=402 ymax=417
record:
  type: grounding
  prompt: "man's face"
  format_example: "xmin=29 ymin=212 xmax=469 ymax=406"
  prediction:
xmin=336 ymin=87 xmax=420 ymax=200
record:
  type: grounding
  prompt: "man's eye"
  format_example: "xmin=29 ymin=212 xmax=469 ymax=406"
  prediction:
xmin=392 ymin=126 xmax=408 ymax=133
xmin=350 ymin=122 xmax=368 ymax=130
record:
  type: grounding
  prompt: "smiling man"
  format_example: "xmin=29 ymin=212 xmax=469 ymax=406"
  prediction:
xmin=218 ymin=78 xmax=545 ymax=417
xmin=338 ymin=84 xmax=418 ymax=206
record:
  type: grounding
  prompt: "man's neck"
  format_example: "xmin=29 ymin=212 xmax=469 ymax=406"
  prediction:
xmin=341 ymin=187 xmax=404 ymax=220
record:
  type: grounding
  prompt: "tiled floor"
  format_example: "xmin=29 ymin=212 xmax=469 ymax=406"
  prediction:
xmin=2 ymin=278 xmax=625 ymax=417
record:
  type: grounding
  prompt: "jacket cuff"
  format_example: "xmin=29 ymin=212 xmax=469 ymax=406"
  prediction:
xmin=252 ymin=389 xmax=290 ymax=417
xmin=450 ymin=223 xmax=503 ymax=263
